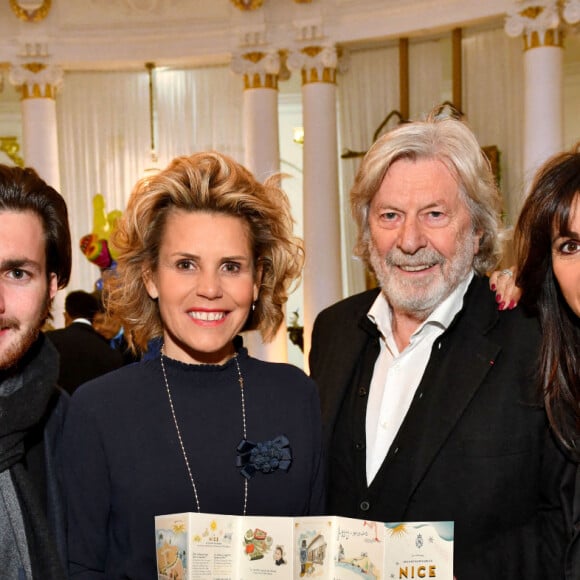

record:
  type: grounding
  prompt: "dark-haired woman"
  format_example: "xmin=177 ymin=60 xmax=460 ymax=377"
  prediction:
xmin=491 ymin=145 xmax=580 ymax=579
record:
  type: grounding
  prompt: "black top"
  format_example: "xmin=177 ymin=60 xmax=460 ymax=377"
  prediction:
xmin=47 ymin=322 xmax=123 ymax=394
xmin=62 ymin=345 xmax=324 ymax=579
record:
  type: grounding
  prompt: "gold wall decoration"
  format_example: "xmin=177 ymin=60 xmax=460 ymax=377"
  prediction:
xmin=230 ymin=0 xmax=263 ymax=10
xmin=9 ymin=0 xmax=52 ymax=22
xmin=0 ymin=137 xmax=24 ymax=167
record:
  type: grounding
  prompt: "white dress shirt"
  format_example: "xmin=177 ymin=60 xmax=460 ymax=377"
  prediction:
xmin=365 ymin=271 xmax=474 ymax=484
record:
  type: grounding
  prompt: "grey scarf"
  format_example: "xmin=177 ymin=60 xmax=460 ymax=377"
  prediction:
xmin=0 ymin=336 xmax=66 ymax=579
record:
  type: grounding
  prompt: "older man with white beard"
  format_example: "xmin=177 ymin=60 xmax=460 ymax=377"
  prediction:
xmin=309 ymin=112 xmax=570 ymax=580
xmin=0 ymin=164 xmax=71 ymax=579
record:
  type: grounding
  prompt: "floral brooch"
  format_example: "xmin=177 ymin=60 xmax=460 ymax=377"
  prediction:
xmin=236 ymin=435 xmax=292 ymax=480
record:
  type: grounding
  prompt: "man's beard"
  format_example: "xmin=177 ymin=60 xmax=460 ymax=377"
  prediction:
xmin=0 ymin=294 xmax=50 ymax=371
xmin=369 ymin=240 xmax=474 ymax=320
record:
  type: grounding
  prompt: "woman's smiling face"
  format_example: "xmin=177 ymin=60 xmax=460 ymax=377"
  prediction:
xmin=144 ymin=209 xmax=259 ymax=364
xmin=552 ymin=194 xmax=580 ymax=318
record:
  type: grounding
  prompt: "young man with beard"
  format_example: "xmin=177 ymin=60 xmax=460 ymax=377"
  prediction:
xmin=309 ymin=114 xmax=570 ymax=579
xmin=0 ymin=164 xmax=71 ymax=579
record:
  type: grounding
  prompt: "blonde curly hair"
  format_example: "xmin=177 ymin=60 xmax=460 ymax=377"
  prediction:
xmin=105 ymin=152 xmax=304 ymax=353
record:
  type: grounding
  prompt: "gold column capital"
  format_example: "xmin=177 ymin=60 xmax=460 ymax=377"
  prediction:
xmin=505 ymin=1 xmax=564 ymax=50
xmin=231 ymin=51 xmax=280 ymax=90
xmin=287 ymin=45 xmax=343 ymax=86
xmin=9 ymin=62 xmax=63 ymax=100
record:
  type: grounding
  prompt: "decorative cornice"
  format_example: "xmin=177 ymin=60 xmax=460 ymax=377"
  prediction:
xmin=9 ymin=63 xmax=64 ymax=100
xmin=287 ymin=45 xmax=342 ymax=85
xmin=9 ymin=0 xmax=52 ymax=22
xmin=0 ymin=137 xmax=24 ymax=167
xmin=231 ymin=50 xmax=281 ymax=89
xmin=504 ymin=0 xmax=578 ymax=49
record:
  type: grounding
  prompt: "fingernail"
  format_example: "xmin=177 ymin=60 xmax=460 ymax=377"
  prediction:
xmin=490 ymin=283 xmax=496 ymax=291
xmin=508 ymin=300 xmax=516 ymax=310
xmin=495 ymin=294 xmax=502 ymax=303
xmin=499 ymin=301 xmax=506 ymax=310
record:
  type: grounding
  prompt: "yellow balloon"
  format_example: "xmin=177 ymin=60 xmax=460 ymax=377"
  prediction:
xmin=92 ymin=194 xmax=110 ymax=241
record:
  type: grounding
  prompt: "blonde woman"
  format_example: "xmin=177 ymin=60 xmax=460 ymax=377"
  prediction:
xmin=62 ymin=152 xmax=324 ymax=579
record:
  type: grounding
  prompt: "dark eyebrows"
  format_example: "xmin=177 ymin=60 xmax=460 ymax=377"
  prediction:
xmin=222 ymin=255 xmax=251 ymax=262
xmin=0 ymin=258 xmax=42 ymax=273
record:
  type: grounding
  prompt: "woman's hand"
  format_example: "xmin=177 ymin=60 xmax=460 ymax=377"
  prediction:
xmin=489 ymin=267 xmax=521 ymax=310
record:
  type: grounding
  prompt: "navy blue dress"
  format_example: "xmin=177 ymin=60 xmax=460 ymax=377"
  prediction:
xmin=61 ymin=345 xmax=324 ymax=579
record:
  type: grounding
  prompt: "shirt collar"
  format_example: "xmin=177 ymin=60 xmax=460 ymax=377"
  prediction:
xmin=368 ymin=270 xmax=474 ymax=340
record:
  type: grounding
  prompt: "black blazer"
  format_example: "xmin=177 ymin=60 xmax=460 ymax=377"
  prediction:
xmin=310 ymin=276 xmax=571 ymax=579
xmin=47 ymin=322 xmax=123 ymax=395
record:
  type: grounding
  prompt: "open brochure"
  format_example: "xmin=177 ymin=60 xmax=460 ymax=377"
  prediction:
xmin=155 ymin=512 xmax=453 ymax=579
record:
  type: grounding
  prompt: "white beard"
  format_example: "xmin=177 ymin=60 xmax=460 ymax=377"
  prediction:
xmin=369 ymin=238 xmax=475 ymax=319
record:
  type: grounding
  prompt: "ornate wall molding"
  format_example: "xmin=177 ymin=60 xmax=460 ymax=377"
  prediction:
xmin=0 ymin=137 xmax=24 ymax=167
xmin=9 ymin=63 xmax=64 ymax=100
xmin=87 ymin=0 xmax=182 ymax=16
xmin=231 ymin=0 xmax=264 ymax=10
xmin=9 ymin=0 xmax=52 ymax=22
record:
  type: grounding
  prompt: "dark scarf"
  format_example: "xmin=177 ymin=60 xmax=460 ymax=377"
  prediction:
xmin=0 ymin=335 xmax=66 ymax=579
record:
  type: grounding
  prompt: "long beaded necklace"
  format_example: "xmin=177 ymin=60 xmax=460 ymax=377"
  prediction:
xmin=160 ymin=346 xmax=248 ymax=515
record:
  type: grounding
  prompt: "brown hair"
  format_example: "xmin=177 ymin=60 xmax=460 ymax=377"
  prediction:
xmin=0 ymin=164 xmax=71 ymax=289
xmin=515 ymin=144 xmax=580 ymax=455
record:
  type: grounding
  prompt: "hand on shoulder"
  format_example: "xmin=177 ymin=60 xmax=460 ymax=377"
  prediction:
xmin=489 ymin=267 xmax=521 ymax=310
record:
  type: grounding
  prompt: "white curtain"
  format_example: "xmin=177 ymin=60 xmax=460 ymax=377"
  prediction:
xmin=337 ymin=45 xmax=400 ymax=297
xmin=409 ymin=38 xmax=444 ymax=119
xmin=155 ymin=65 xmax=244 ymax=166
xmin=463 ymin=26 xmax=525 ymax=226
xmin=57 ymin=66 xmax=243 ymax=297
xmin=57 ymin=71 xmax=150 ymax=296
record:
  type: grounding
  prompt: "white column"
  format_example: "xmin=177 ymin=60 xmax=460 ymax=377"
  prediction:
xmin=289 ymin=46 xmax=342 ymax=365
xmin=233 ymin=51 xmax=281 ymax=182
xmin=10 ymin=61 xmax=66 ymax=328
xmin=9 ymin=62 xmax=63 ymax=189
xmin=523 ymin=45 xmax=563 ymax=182
xmin=231 ymin=51 xmax=288 ymax=362
xmin=505 ymin=2 xmax=565 ymax=189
